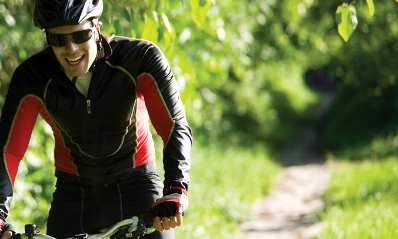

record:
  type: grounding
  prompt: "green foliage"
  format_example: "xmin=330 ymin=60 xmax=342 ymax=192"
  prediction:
xmin=319 ymin=158 xmax=398 ymax=238
xmin=185 ymin=0 xmax=320 ymax=148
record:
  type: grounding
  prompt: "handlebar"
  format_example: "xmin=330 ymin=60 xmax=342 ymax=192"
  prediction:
xmin=10 ymin=212 xmax=155 ymax=239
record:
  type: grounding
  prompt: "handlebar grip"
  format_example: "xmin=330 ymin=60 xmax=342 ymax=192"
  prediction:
xmin=10 ymin=233 xmax=22 ymax=239
xmin=141 ymin=212 xmax=154 ymax=228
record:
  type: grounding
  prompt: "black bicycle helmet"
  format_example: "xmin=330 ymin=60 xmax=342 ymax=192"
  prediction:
xmin=33 ymin=0 xmax=103 ymax=30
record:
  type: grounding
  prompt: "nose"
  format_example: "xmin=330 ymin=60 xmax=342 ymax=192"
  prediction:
xmin=65 ymin=39 xmax=79 ymax=51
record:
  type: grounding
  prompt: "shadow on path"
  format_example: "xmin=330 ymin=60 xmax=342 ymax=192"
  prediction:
xmin=240 ymin=93 xmax=334 ymax=239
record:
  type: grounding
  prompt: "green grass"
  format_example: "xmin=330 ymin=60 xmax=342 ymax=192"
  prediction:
xmin=170 ymin=144 xmax=280 ymax=239
xmin=319 ymin=157 xmax=398 ymax=239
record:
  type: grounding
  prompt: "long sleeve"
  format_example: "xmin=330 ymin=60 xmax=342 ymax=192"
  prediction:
xmin=0 ymin=67 xmax=42 ymax=221
xmin=135 ymin=43 xmax=192 ymax=191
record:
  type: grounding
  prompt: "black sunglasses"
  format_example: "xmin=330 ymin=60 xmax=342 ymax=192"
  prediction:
xmin=47 ymin=27 xmax=95 ymax=47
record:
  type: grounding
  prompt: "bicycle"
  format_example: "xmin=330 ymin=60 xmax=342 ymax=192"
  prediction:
xmin=10 ymin=212 xmax=155 ymax=239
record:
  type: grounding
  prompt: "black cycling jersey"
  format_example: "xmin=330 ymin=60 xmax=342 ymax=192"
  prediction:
xmin=0 ymin=35 xmax=192 ymax=221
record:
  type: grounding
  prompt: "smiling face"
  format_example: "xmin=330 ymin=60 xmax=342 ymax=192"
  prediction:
xmin=48 ymin=21 xmax=100 ymax=77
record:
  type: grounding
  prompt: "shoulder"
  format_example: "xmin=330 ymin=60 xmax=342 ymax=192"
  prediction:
xmin=109 ymin=35 xmax=157 ymax=48
xmin=12 ymin=47 xmax=59 ymax=87
xmin=17 ymin=47 xmax=58 ymax=75
xmin=108 ymin=35 xmax=163 ymax=58
xmin=106 ymin=35 xmax=167 ymax=72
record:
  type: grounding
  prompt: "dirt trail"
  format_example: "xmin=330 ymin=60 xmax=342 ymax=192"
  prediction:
xmin=240 ymin=93 xmax=334 ymax=239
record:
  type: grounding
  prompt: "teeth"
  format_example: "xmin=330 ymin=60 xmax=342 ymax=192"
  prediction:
xmin=67 ymin=56 xmax=83 ymax=64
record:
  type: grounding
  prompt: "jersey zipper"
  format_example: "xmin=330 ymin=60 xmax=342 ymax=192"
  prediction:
xmin=86 ymin=66 xmax=106 ymax=161
xmin=87 ymin=99 xmax=92 ymax=114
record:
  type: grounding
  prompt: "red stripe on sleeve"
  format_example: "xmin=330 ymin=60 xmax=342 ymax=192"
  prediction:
xmin=4 ymin=96 xmax=41 ymax=186
xmin=136 ymin=74 xmax=174 ymax=147
xmin=133 ymin=94 xmax=156 ymax=167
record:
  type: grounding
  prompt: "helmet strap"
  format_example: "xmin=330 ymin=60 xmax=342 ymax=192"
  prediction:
xmin=89 ymin=20 xmax=103 ymax=72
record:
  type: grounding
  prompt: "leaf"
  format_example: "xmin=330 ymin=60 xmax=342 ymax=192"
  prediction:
xmin=366 ymin=0 xmax=375 ymax=16
xmin=190 ymin=0 xmax=211 ymax=27
xmin=141 ymin=11 xmax=159 ymax=43
xmin=161 ymin=13 xmax=173 ymax=34
xmin=335 ymin=3 xmax=358 ymax=42
xmin=160 ymin=13 xmax=176 ymax=58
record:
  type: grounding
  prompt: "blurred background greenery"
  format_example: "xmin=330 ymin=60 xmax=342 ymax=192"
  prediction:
xmin=1 ymin=0 xmax=398 ymax=238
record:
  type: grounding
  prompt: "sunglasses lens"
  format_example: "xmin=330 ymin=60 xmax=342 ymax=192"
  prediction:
xmin=72 ymin=29 xmax=93 ymax=44
xmin=47 ymin=29 xmax=93 ymax=47
xmin=48 ymin=34 xmax=68 ymax=47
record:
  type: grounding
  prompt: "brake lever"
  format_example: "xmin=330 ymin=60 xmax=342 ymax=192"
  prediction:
xmin=110 ymin=214 xmax=155 ymax=239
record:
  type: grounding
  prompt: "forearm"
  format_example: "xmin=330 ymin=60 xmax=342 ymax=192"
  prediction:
xmin=162 ymin=120 xmax=192 ymax=192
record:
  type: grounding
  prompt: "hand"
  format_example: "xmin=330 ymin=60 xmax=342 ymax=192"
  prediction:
xmin=151 ymin=193 xmax=188 ymax=232
xmin=0 ymin=219 xmax=12 ymax=239
xmin=153 ymin=212 xmax=183 ymax=232
xmin=1 ymin=230 xmax=12 ymax=239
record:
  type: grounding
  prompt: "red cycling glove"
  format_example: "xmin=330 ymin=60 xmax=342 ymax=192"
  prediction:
xmin=0 ymin=218 xmax=4 ymax=233
xmin=151 ymin=190 xmax=188 ymax=218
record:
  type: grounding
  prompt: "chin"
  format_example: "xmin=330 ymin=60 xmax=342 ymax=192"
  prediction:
xmin=65 ymin=67 xmax=89 ymax=77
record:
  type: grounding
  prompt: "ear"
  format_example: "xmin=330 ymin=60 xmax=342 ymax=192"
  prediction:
xmin=95 ymin=21 xmax=103 ymax=41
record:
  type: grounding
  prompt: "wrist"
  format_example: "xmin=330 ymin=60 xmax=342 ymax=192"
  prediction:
xmin=163 ymin=186 xmax=187 ymax=196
